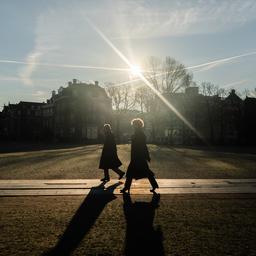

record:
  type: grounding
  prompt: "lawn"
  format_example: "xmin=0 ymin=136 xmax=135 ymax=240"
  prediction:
xmin=0 ymin=144 xmax=256 ymax=179
xmin=0 ymin=194 xmax=255 ymax=256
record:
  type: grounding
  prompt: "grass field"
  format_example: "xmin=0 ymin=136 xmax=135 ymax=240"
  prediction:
xmin=0 ymin=194 xmax=256 ymax=256
xmin=0 ymin=144 xmax=256 ymax=179
xmin=1 ymin=144 xmax=256 ymax=255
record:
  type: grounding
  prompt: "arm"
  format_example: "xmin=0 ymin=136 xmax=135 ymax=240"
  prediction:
xmin=142 ymin=134 xmax=150 ymax=162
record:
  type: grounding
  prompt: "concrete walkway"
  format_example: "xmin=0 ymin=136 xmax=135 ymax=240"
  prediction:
xmin=0 ymin=179 xmax=256 ymax=196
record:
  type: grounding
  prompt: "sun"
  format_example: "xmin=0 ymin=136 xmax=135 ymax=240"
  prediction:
xmin=129 ymin=65 xmax=142 ymax=77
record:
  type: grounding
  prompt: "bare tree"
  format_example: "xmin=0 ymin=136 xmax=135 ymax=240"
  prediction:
xmin=105 ymin=84 xmax=136 ymax=111
xmin=122 ymin=85 xmax=136 ymax=110
xmin=163 ymin=57 xmax=193 ymax=93
xmin=105 ymin=83 xmax=137 ymax=141
xmin=144 ymin=56 xmax=193 ymax=94
xmin=135 ymin=85 xmax=155 ymax=113
xmin=106 ymin=84 xmax=122 ymax=111
xmin=142 ymin=56 xmax=194 ymax=142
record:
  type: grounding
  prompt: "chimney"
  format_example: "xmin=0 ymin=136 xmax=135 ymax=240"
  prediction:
xmin=52 ymin=90 xmax=56 ymax=97
xmin=73 ymin=79 xmax=77 ymax=84
xmin=95 ymin=81 xmax=99 ymax=86
xmin=58 ymin=86 xmax=64 ymax=94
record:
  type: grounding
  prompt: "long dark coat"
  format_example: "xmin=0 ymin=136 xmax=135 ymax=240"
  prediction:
xmin=99 ymin=132 xmax=122 ymax=169
xmin=126 ymin=130 xmax=155 ymax=179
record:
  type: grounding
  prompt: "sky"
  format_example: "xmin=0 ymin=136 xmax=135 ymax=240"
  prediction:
xmin=1 ymin=0 xmax=256 ymax=109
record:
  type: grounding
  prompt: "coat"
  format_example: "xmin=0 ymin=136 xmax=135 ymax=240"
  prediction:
xmin=99 ymin=132 xmax=122 ymax=169
xmin=126 ymin=130 xmax=155 ymax=179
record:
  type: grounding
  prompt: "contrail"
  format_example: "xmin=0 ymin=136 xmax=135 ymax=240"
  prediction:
xmin=0 ymin=76 xmax=65 ymax=83
xmin=221 ymin=80 xmax=249 ymax=89
xmin=109 ymin=51 xmax=256 ymax=88
xmin=86 ymin=18 xmax=206 ymax=143
xmin=0 ymin=59 xmax=131 ymax=72
xmin=185 ymin=51 xmax=256 ymax=71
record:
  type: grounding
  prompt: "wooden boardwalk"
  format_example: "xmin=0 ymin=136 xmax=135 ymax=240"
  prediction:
xmin=0 ymin=179 xmax=256 ymax=196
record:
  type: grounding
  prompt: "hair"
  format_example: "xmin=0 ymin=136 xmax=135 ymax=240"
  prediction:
xmin=103 ymin=123 xmax=112 ymax=133
xmin=131 ymin=118 xmax=144 ymax=128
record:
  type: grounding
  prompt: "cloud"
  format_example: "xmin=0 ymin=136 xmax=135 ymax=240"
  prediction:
xmin=31 ymin=90 xmax=48 ymax=99
xmin=18 ymin=11 xmax=59 ymax=86
xmin=187 ymin=51 xmax=256 ymax=72
xmin=107 ymin=0 xmax=256 ymax=38
xmin=108 ymin=51 xmax=256 ymax=87
xmin=0 ymin=59 xmax=130 ymax=72
xmin=16 ymin=0 xmax=256 ymax=86
xmin=19 ymin=52 xmax=42 ymax=85
xmin=0 ymin=76 xmax=22 ymax=82
xmin=221 ymin=79 xmax=249 ymax=88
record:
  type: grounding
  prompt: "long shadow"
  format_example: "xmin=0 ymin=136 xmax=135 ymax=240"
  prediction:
xmin=44 ymin=181 xmax=121 ymax=256
xmin=123 ymin=192 xmax=165 ymax=256
xmin=1 ymin=146 xmax=99 ymax=169
xmin=0 ymin=142 xmax=100 ymax=154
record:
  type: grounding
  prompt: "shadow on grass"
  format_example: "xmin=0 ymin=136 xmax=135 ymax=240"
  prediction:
xmin=43 ymin=181 xmax=121 ymax=256
xmin=0 ymin=142 xmax=99 ymax=154
xmin=0 ymin=146 xmax=100 ymax=169
xmin=123 ymin=192 xmax=164 ymax=256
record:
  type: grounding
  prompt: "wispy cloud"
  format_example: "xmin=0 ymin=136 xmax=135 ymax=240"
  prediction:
xmin=0 ymin=59 xmax=130 ymax=72
xmin=108 ymin=0 xmax=256 ymax=38
xmin=11 ymin=0 xmax=256 ymax=88
xmin=19 ymin=52 xmax=42 ymax=85
xmin=0 ymin=75 xmax=63 ymax=83
xmin=108 ymin=51 xmax=256 ymax=87
xmin=31 ymin=90 xmax=49 ymax=101
xmin=187 ymin=51 xmax=256 ymax=72
xmin=221 ymin=79 xmax=249 ymax=88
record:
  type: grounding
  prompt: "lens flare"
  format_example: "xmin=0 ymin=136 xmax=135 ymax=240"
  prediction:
xmin=130 ymin=65 xmax=142 ymax=77
xmin=86 ymin=18 xmax=206 ymax=143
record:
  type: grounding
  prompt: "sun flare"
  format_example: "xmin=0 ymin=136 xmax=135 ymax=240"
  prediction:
xmin=130 ymin=65 xmax=142 ymax=77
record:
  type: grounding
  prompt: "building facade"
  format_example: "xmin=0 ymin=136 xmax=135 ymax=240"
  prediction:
xmin=152 ymin=88 xmax=251 ymax=145
xmin=1 ymin=79 xmax=112 ymax=142
xmin=45 ymin=79 xmax=112 ymax=142
xmin=0 ymin=81 xmax=255 ymax=145
xmin=1 ymin=101 xmax=45 ymax=140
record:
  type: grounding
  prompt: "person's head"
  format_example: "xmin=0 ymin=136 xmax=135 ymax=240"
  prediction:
xmin=103 ymin=124 xmax=112 ymax=135
xmin=131 ymin=118 xmax=144 ymax=131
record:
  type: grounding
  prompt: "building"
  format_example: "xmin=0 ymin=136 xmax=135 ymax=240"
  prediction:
xmin=153 ymin=87 xmax=245 ymax=145
xmin=243 ymin=97 xmax=256 ymax=145
xmin=1 ymin=101 xmax=45 ymax=140
xmin=0 ymin=81 xmax=255 ymax=145
xmin=221 ymin=89 xmax=243 ymax=145
xmin=0 ymin=79 xmax=112 ymax=142
xmin=0 ymin=111 xmax=4 ymax=139
xmin=151 ymin=87 xmax=216 ymax=144
xmin=46 ymin=79 xmax=112 ymax=142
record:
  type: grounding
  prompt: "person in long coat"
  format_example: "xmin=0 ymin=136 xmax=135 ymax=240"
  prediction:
xmin=121 ymin=118 xmax=159 ymax=193
xmin=99 ymin=124 xmax=125 ymax=181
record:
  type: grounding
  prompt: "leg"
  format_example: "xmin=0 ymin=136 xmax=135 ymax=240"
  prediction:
xmin=148 ymin=174 xmax=159 ymax=191
xmin=121 ymin=175 xmax=132 ymax=193
xmin=101 ymin=169 xmax=110 ymax=181
xmin=112 ymin=168 xmax=125 ymax=179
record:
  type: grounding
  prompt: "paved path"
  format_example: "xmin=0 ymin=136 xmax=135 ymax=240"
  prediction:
xmin=0 ymin=179 xmax=256 ymax=196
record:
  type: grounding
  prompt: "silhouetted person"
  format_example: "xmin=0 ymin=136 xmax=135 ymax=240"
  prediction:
xmin=99 ymin=124 xmax=125 ymax=181
xmin=123 ymin=193 xmax=164 ymax=256
xmin=121 ymin=118 xmax=159 ymax=193
xmin=44 ymin=181 xmax=121 ymax=256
